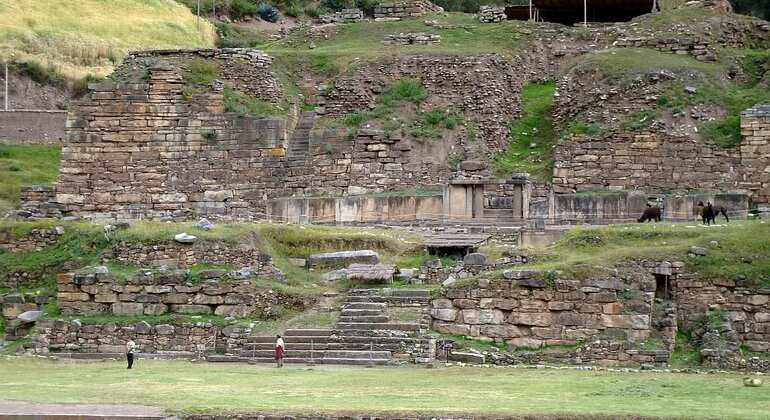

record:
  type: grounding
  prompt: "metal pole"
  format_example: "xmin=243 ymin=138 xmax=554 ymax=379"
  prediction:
xmin=584 ymin=0 xmax=587 ymax=27
xmin=4 ymin=61 xmax=8 ymax=111
xmin=529 ymin=0 xmax=532 ymax=21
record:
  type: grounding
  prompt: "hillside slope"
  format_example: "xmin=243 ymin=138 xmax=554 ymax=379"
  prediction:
xmin=0 ymin=0 xmax=217 ymax=79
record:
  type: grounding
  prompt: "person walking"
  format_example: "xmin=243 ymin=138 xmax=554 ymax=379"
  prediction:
xmin=275 ymin=334 xmax=285 ymax=368
xmin=126 ymin=338 xmax=136 ymax=369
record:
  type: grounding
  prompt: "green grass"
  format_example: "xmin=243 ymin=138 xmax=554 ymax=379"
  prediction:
xmin=573 ymin=49 xmax=725 ymax=83
xmin=0 ymin=145 xmax=61 ymax=215
xmin=526 ymin=221 xmax=770 ymax=287
xmin=0 ymin=0 xmax=216 ymax=80
xmin=2 ymin=358 xmax=769 ymax=418
xmin=669 ymin=331 xmax=700 ymax=368
xmin=260 ymin=14 xmax=524 ymax=73
xmin=494 ymin=81 xmax=556 ymax=182
xmin=185 ymin=59 xmax=218 ymax=85
xmin=223 ymin=86 xmax=285 ymax=118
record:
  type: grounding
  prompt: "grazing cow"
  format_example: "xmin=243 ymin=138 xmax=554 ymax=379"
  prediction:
xmin=697 ymin=201 xmax=729 ymax=225
xmin=638 ymin=205 xmax=662 ymax=223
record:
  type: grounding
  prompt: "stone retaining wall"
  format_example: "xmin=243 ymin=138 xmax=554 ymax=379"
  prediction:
xmin=36 ymin=319 xmax=250 ymax=354
xmin=320 ymin=8 xmax=364 ymax=23
xmin=382 ymin=33 xmax=441 ymax=45
xmin=0 ymin=225 xmax=64 ymax=253
xmin=56 ymin=271 xmax=306 ymax=318
xmin=0 ymin=110 xmax=67 ymax=144
xmin=17 ymin=185 xmax=61 ymax=218
xmin=374 ymin=0 xmax=443 ymax=20
xmin=432 ymin=267 xmax=658 ymax=349
xmin=740 ymin=105 xmax=770 ymax=206
xmin=478 ymin=5 xmax=505 ymax=23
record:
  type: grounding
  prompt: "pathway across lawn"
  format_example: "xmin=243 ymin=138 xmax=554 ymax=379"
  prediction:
xmin=0 ymin=358 xmax=768 ymax=419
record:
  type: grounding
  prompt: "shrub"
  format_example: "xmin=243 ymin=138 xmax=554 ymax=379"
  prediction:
xmin=71 ymin=74 xmax=101 ymax=97
xmin=284 ymin=2 xmax=303 ymax=17
xmin=701 ymin=116 xmax=742 ymax=148
xmin=322 ymin=0 xmax=352 ymax=12
xmin=303 ymin=5 xmax=320 ymax=18
xmin=230 ymin=0 xmax=258 ymax=19
xmin=257 ymin=3 xmax=280 ymax=22
xmin=18 ymin=61 xmax=57 ymax=85
xmin=186 ymin=59 xmax=219 ymax=85
xmin=380 ymin=79 xmax=427 ymax=107
xmin=223 ymin=86 xmax=282 ymax=117
xmin=356 ymin=0 xmax=378 ymax=16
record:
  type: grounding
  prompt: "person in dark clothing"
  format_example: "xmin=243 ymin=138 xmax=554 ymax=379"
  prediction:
xmin=126 ymin=338 xmax=136 ymax=369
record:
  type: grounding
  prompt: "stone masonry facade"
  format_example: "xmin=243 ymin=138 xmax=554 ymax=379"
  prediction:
xmin=374 ymin=0 xmax=443 ymax=20
xmin=56 ymin=270 xmax=308 ymax=318
xmin=739 ymin=105 xmax=770 ymax=205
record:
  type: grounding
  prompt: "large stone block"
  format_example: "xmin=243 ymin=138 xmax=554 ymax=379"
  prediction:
xmin=144 ymin=303 xmax=168 ymax=315
xmin=507 ymin=337 xmax=542 ymax=349
xmin=214 ymin=304 xmax=250 ymax=317
xmin=57 ymin=292 xmax=91 ymax=302
xmin=112 ymin=302 xmax=144 ymax=315
xmin=94 ymin=293 xmax=118 ymax=303
xmin=479 ymin=324 xmax=522 ymax=338
xmin=508 ymin=312 xmax=552 ymax=327
xmin=432 ymin=298 xmax=453 ymax=309
xmin=460 ymin=309 xmax=505 ymax=325
xmin=432 ymin=321 xmax=470 ymax=335
xmin=2 ymin=303 xmax=38 ymax=318
xmin=192 ymin=294 xmax=225 ymax=305
xmin=430 ymin=308 xmax=458 ymax=322
xmin=601 ymin=314 xmax=633 ymax=329
xmin=170 ymin=304 xmax=212 ymax=314
xmin=163 ymin=293 xmax=191 ymax=304
xmin=748 ymin=295 xmax=770 ymax=306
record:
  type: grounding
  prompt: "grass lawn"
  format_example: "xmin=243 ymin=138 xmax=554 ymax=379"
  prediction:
xmin=0 ymin=358 xmax=768 ymax=418
xmin=0 ymin=0 xmax=216 ymax=79
xmin=0 ymin=144 xmax=60 ymax=216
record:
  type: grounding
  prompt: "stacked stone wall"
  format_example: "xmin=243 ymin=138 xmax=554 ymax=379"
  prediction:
xmin=320 ymin=8 xmax=364 ymax=23
xmin=552 ymin=131 xmax=741 ymax=194
xmin=382 ymin=33 xmax=441 ymax=45
xmin=739 ymin=105 xmax=770 ymax=205
xmin=0 ymin=225 xmax=64 ymax=253
xmin=374 ymin=0 xmax=443 ymax=20
xmin=478 ymin=5 xmax=506 ymax=23
xmin=674 ymin=275 xmax=770 ymax=352
xmin=431 ymin=268 xmax=657 ymax=349
xmin=17 ymin=185 xmax=61 ymax=218
xmin=56 ymin=271 xmax=306 ymax=318
xmin=36 ymin=319 xmax=250 ymax=355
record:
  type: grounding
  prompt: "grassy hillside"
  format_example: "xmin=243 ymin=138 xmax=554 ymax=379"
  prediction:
xmin=0 ymin=145 xmax=60 ymax=216
xmin=0 ymin=0 xmax=217 ymax=80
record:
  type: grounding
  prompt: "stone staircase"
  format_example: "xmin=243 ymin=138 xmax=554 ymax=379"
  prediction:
xmin=286 ymin=111 xmax=315 ymax=164
xmin=214 ymin=289 xmax=434 ymax=365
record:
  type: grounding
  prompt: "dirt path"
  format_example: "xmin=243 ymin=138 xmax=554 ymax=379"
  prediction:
xmin=0 ymin=400 xmax=165 ymax=418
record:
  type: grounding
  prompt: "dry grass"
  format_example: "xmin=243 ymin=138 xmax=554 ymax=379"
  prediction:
xmin=0 ymin=0 xmax=216 ymax=79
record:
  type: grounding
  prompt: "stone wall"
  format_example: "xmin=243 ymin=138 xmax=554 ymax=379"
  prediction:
xmin=478 ymin=5 xmax=506 ymax=23
xmin=56 ymin=270 xmax=306 ymax=318
xmin=382 ymin=33 xmax=441 ymax=45
xmin=320 ymin=8 xmax=364 ymax=23
xmin=17 ymin=185 xmax=61 ymax=218
xmin=0 ymin=110 xmax=67 ymax=144
xmin=552 ymin=131 xmax=742 ymax=195
xmin=739 ymin=105 xmax=770 ymax=206
xmin=374 ymin=0 xmax=443 ymax=20
xmin=431 ymin=267 xmax=658 ymax=349
xmin=0 ymin=224 xmax=64 ymax=253
xmin=103 ymin=241 xmax=281 ymax=275
xmin=59 ymin=57 xmax=298 ymax=219
xmin=675 ymin=276 xmax=770 ymax=352
xmin=36 ymin=319 xmax=250 ymax=355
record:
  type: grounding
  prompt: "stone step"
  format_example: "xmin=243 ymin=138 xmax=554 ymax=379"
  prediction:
xmin=242 ymin=343 xmax=329 ymax=351
xmin=340 ymin=309 xmax=385 ymax=317
xmin=247 ymin=336 xmax=331 ymax=344
xmin=237 ymin=357 xmax=390 ymax=366
xmin=346 ymin=296 xmax=431 ymax=304
xmin=324 ymin=350 xmax=391 ymax=359
xmin=336 ymin=322 xmax=421 ymax=332
xmin=343 ymin=302 xmax=387 ymax=310
xmin=338 ymin=315 xmax=390 ymax=323
xmin=284 ymin=329 xmax=332 ymax=337
xmin=239 ymin=350 xmax=327 ymax=359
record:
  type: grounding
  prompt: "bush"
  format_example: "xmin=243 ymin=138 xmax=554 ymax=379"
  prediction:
xmin=71 ymin=74 xmax=100 ymax=97
xmin=356 ymin=0 xmax=378 ymax=16
xmin=230 ymin=0 xmax=258 ymax=19
xmin=18 ymin=61 xmax=57 ymax=85
xmin=322 ymin=0 xmax=352 ymax=12
xmin=257 ymin=3 xmax=280 ymax=22
xmin=702 ymin=116 xmax=742 ymax=148
xmin=186 ymin=59 xmax=219 ymax=85
xmin=284 ymin=1 xmax=303 ymax=17
xmin=380 ymin=79 xmax=427 ymax=107
xmin=303 ymin=5 xmax=320 ymax=18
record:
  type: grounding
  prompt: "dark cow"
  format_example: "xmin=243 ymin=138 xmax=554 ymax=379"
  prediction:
xmin=697 ymin=201 xmax=729 ymax=225
xmin=638 ymin=205 xmax=662 ymax=223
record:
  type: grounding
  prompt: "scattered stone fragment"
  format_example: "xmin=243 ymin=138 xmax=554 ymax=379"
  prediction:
xmin=174 ymin=232 xmax=197 ymax=244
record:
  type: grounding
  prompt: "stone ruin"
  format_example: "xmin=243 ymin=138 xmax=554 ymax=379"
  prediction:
xmin=374 ymin=0 xmax=444 ymax=21
xmin=382 ymin=32 xmax=441 ymax=45
xmin=320 ymin=8 xmax=364 ymax=24
xmin=478 ymin=5 xmax=506 ymax=23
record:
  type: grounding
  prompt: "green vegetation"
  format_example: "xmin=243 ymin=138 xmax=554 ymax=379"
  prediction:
xmin=528 ymin=221 xmax=770 ymax=287
xmin=186 ymin=59 xmax=219 ymax=85
xmin=443 ymin=334 xmax=502 ymax=352
xmin=0 ymin=0 xmax=216 ymax=80
xmin=565 ymin=122 xmax=603 ymax=137
xmin=0 ymin=145 xmax=61 ymax=215
xmin=494 ymin=81 xmax=556 ymax=182
xmin=223 ymin=86 xmax=285 ymax=117
xmin=2 ymin=358 xmax=768 ymax=419
xmin=669 ymin=331 xmax=700 ymax=368
xmin=214 ymin=22 xmax=269 ymax=48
